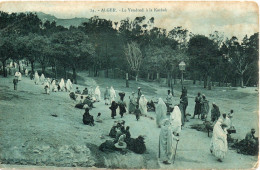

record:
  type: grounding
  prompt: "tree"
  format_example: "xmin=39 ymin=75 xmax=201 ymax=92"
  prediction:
xmin=124 ymin=42 xmax=143 ymax=81
xmin=188 ymin=35 xmax=220 ymax=89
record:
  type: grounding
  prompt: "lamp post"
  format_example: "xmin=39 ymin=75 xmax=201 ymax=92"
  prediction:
xmin=179 ymin=61 xmax=186 ymax=89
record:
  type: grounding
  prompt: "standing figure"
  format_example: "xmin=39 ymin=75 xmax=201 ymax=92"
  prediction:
xmin=170 ymin=106 xmax=182 ymax=136
xmin=228 ymin=110 xmax=234 ymax=127
xmin=66 ymin=79 xmax=73 ymax=92
xmin=34 ymin=71 xmax=40 ymax=85
xmin=104 ymin=87 xmax=110 ymax=105
xmin=59 ymin=78 xmax=65 ymax=91
xmin=166 ymin=90 xmax=173 ymax=108
xmin=134 ymin=105 xmax=141 ymax=121
xmin=137 ymin=87 xmax=142 ymax=106
xmin=40 ymin=74 xmax=45 ymax=84
xmin=129 ymin=92 xmax=137 ymax=114
xmin=201 ymin=94 xmax=209 ymax=120
xmin=13 ymin=77 xmax=18 ymax=90
xmin=118 ymin=92 xmax=127 ymax=118
xmin=192 ymin=92 xmax=202 ymax=119
xmin=139 ymin=95 xmax=148 ymax=115
xmin=25 ymin=69 xmax=28 ymax=77
xmin=159 ymin=119 xmax=179 ymax=164
xmin=94 ymin=86 xmax=101 ymax=102
xmin=109 ymin=101 xmax=118 ymax=119
xmin=44 ymin=79 xmax=50 ymax=94
xmin=110 ymin=86 xmax=116 ymax=104
xmin=180 ymin=93 xmax=188 ymax=122
xmin=210 ymin=119 xmax=228 ymax=162
xmin=211 ymin=103 xmax=220 ymax=122
xmin=15 ymin=71 xmax=22 ymax=81
xmin=181 ymin=86 xmax=187 ymax=98
xmin=51 ymin=79 xmax=58 ymax=92
xmin=156 ymin=98 xmax=167 ymax=128
xmin=82 ymin=87 xmax=88 ymax=95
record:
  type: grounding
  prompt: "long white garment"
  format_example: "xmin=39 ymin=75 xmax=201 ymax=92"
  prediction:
xmin=51 ymin=80 xmax=57 ymax=92
xmin=210 ymin=120 xmax=228 ymax=159
xmin=44 ymin=81 xmax=50 ymax=94
xmin=10 ymin=62 xmax=13 ymax=68
xmin=156 ymin=98 xmax=167 ymax=127
xmin=139 ymin=95 xmax=148 ymax=115
xmin=25 ymin=69 xmax=28 ymax=76
xmin=18 ymin=72 xmax=22 ymax=81
xmin=94 ymin=86 xmax=101 ymax=101
xmin=66 ymin=79 xmax=73 ymax=92
xmin=34 ymin=72 xmax=40 ymax=85
xmin=110 ymin=86 xmax=116 ymax=103
xmin=170 ymin=106 xmax=182 ymax=134
xmin=40 ymin=74 xmax=45 ymax=84
xmin=159 ymin=119 xmax=178 ymax=162
xmin=59 ymin=78 xmax=65 ymax=91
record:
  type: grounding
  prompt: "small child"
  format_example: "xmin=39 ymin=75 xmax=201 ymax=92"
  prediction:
xmin=134 ymin=106 xmax=141 ymax=121
xmin=96 ymin=112 xmax=102 ymax=123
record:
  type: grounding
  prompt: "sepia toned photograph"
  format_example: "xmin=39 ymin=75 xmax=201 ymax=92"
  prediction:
xmin=0 ymin=1 xmax=259 ymax=169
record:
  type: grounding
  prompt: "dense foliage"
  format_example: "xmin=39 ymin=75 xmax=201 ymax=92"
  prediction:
xmin=0 ymin=12 xmax=258 ymax=87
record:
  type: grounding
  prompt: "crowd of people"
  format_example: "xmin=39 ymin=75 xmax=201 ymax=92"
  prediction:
xmin=6 ymin=60 xmax=258 ymax=166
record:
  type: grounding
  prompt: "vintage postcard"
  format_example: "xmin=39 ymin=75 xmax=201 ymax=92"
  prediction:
xmin=0 ymin=1 xmax=259 ymax=169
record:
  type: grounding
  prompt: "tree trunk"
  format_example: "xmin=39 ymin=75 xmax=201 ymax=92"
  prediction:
xmin=31 ymin=61 xmax=34 ymax=73
xmin=204 ymin=76 xmax=207 ymax=88
xmin=106 ymin=69 xmax=109 ymax=78
xmin=64 ymin=67 xmax=67 ymax=80
xmin=72 ymin=67 xmax=77 ymax=84
xmin=126 ymin=73 xmax=129 ymax=87
xmin=2 ymin=60 xmax=7 ymax=77
xmin=157 ymin=72 xmax=160 ymax=82
xmin=135 ymin=72 xmax=139 ymax=81
xmin=199 ymin=75 xmax=202 ymax=85
xmin=240 ymin=75 xmax=244 ymax=87
xmin=55 ymin=65 xmax=57 ymax=79
xmin=167 ymin=72 xmax=170 ymax=87
xmin=173 ymin=73 xmax=177 ymax=85
xmin=147 ymin=72 xmax=150 ymax=80
xmin=42 ymin=65 xmax=45 ymax=75
xmin=207 ymin=75 xmax=211 ymax=90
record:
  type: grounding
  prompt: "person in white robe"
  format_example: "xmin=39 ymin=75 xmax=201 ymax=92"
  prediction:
xmin=59 ymin=78 xmax=65 ymax=91
xmin=10 ymin=62 xmax=13 ymax=68
xmin=94 ymin=86 xmax=101 ymax=102
xmin=51 ymin=79 xmax=58 ymax=92
xmin=170 ymin=106 xmax=182 ymax=135
xmin=159 ymin=119 xmax=179 ymax=164
xmin=210 ymin=119 xmax=228 ymax=162
xmin=14 ymin=62 xmax=18 ymax=69
xmin=104 ymin=87 xmax=110 ymax=105
xmin=40 ymin=74 xmax=45 ymax=84
xmin=89 ymin=86 xmax=94 ymax=98
xmin=139 ymin=95 xmax=148 ymax=115
xmin=34 ymin=71 xmax=40 ymax=85
xmin=110 ymin=86 xmax=116 ymax=103
xmin=66 ymin=79 xmax=73 ymax=92
xmin=156 ymin=98 xmax=167 ymax=128
xmin=15 ymin=72 xmax=22 ymax=81
xmin=25 ymin=69 xmax=28 ymax=77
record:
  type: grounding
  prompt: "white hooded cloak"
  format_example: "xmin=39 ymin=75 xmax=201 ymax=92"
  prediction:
xmin=110 ymin=86 xmax=116 ymax=103
xmin=94 ymin=86 xmax=101 ymax=101
xmin=170 ymin=106 xmax=182 ymax=134
xmin=156 ymin=98 xmax=167 ymax=127
xmin=139 ymin=95 xmax=148 ymax=115
xmin=66 ymin=79 xmax=73 ymax=92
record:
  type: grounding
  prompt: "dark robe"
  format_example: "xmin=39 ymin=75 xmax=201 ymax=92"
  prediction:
xmin=194 ymin=96 xmax=202 ymax=116
xmin=180 ymin=95 xmax=188 ymax=116
xmin=118 ymin=100 xmax=126 ymax=117
xmin=83 ymin=112 xmax=94 ymax=126
xmin=109 ymin=102 xmax=118 ymax=118
xmin=201 ymin=98 xmax=209 ymax=119
xmin=126 ymin=136 xmax=146 ymax=154
xmin=134 ymin=108 xmax=141 ymax=121
xmin=82 ymin=89 xmax=88 ymax=95
xmin=211 ymin=106 xmax=220 ymax=122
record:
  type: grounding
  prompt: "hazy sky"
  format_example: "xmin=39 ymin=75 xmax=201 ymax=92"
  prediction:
xmin=0 ymin=1 xmax=258 ymax=40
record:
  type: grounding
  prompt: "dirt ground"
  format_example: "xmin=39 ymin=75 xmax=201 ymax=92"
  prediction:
xmin=0 ymin=70 xmax=258 ymax=169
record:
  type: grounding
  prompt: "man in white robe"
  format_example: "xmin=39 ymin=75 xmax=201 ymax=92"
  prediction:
xmin=159 ymin=119 xmax=179 ymax=164
xmin=34 ymin=71 xmax=40 ymax=85
xmin=94 ymin=86 xmax=101 ymax=102
xmin=110 ymin=86 xmax=116 ymax=103
xmin=170 ymin=106 xmax=182 ymax=136
xmin=156 ymin=98 xmax=167 ymax=128
xmin=139 ymin=95 xmax=148 ymax=115
xmin=59 ymin=78 xmax=65 ymax=91
xmin=210 ymin=119 xmax=228 ymax=162
xmin=40 ymin=74 xmax=45 ymax=84
xmin=51 ymin=79 xmax=58 ymax=92
xmin=66 ymin=79 xmax=73 ymax=92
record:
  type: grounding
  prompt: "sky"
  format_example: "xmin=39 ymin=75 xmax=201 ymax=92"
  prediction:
xmin=0 ymin=1 xmax=258 ymax=40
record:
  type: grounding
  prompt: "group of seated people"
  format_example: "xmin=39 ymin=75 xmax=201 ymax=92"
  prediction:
xmin=99 ymin=121 xmax=146 ymax=154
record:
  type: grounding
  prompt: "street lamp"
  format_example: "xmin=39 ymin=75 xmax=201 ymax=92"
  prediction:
xmin=179 ymin=61 xmax=186 ymax=89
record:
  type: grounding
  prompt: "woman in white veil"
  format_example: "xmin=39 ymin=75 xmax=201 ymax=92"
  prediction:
xmin=110 ymin=86 xmax=116 ymax=103
xmin=94 ymin=86 xmax=101 ymax=102
xmin=66 ymin=79 xmax=73 ymax=92
xmin=59 ymin=78 xmax=65 ymax=91
xmin=210 ymin=119 xmax=228 ymax=162
xmin=156 ymin=98 xmax=167 ymax=128
xmin=139 ymin=95 xmax=148 ymax=115
xmin=51 ymin=79 xmax=57 ymax=92
xmin=34 ymin=71 xmax=40 ymax=85
xmin=40 ymin=73 xmax=45 ymax=84
xmin=170 ymin=105 xmax=182 ymax=135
